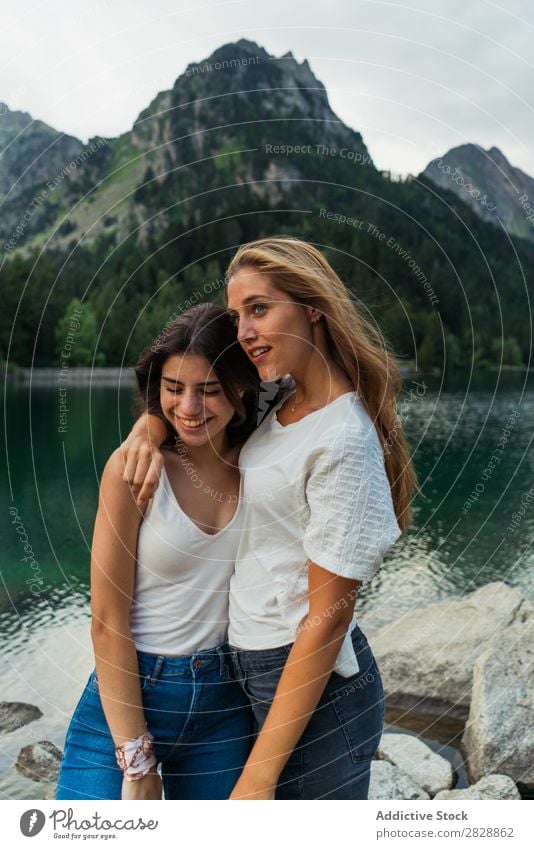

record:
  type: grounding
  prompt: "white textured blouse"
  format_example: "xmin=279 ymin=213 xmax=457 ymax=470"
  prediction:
xmin=228 ymin=376 xmax=402 ymax=676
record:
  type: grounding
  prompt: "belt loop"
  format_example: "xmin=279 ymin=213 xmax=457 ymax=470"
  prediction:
xmin=149 ymin=655 xmax=165 ymax=685
xmin=230 ymin=648 xmax=242 ymax=680
xmin=218 ymin=645 xmax=226 ymax=679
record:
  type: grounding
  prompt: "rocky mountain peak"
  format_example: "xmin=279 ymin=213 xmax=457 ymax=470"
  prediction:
xmin=132 ymin=39 xmax=368 ymax=166
xmin=421 ymin=143 xmax=534 ymax=242
xmin=0 ymin=103 xmax=84 ymax=201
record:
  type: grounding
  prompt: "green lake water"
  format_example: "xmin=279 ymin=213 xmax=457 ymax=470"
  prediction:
xmin=1 ymin=372 xmax=532 ymax=797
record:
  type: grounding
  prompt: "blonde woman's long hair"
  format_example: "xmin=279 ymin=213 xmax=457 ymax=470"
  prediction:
xmin=224 ymin=236 xmax=418 ymax=531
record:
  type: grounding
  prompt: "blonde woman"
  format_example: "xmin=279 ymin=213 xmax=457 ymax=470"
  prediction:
xmin=123 ymin=237 xmax=417 ymax=799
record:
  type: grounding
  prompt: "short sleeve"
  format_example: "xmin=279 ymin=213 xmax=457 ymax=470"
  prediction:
xmin=302 ymin=424 xmax=402 ymax=582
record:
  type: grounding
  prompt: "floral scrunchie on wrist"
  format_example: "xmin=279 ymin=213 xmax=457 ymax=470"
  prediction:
xmin=115 ymin=730 xmax=157 ymax=781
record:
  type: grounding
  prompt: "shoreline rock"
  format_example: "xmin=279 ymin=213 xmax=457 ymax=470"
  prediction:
xmin=369 ymin=760 xmax=430 ymax=800
xmin=362 ymin=582 xmax=531 ymax=799
xmin=376 ymin=732 xmax=453 ymax=795
xmin=434 ymin=774 xmax=521 ymax=800
xmin=15 ymin=741 xmax=62 ymax=783
xmin=462 ymin=616 xmax=534 ymax=787
xmin=370 ymin=582 xmax=526 ymax=718
xmin=0 ymin=701 xmax=43 ymax=734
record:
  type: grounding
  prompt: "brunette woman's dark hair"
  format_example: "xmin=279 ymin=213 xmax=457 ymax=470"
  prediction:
xmin=134 ymin=302 xmax=261 ymax=447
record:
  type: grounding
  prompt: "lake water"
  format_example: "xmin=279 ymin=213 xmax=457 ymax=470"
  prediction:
xmin=1 ymin=372 xmax=533 ymax=798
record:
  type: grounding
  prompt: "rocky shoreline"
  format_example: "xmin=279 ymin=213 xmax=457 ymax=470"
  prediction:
xmin=363 ymin=581 xmax=533 ymax=799
xmin=1 ymin=581 xmax=532 ymax=799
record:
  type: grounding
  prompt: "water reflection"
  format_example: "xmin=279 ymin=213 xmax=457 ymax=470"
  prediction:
xmin=1 ymin=374 xmax=532 ymax=797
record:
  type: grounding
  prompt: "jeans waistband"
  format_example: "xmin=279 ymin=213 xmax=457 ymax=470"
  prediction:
xmin=136 ymin=642 xmax=230 ymax=680
xmin=229 ymin=624 xmax=367 ymax=674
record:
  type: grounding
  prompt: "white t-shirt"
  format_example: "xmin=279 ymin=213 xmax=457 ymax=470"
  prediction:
xmin=228 ymin=376 xmax=402 ymax=676
xmin=130 ymin=464 xmax=244 ymax=655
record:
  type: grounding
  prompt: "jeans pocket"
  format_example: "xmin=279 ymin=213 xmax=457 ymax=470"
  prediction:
xmin=329 ymin=660 xmax=384 ymax=764
xmin=326 ymin=636 xmax=376 ymax=698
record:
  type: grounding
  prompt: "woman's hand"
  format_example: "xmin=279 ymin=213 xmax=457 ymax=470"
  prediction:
xmin=229 ymin=777 xmax=276 ymax=800
xmin=120 ymin=415 xmax=167 ymax=506
xmin=121 ymin=768 xmax=163 ymax=800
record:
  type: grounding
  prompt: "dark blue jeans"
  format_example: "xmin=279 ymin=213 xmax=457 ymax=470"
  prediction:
xmin=229 ymin=625 xmax=384 ymax=799
xmin=56 ymin=644 xmax=254 ymax=800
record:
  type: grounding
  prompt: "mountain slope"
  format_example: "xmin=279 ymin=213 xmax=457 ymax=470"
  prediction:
xmin=1 ymin=40 xmax=532 ymax=373
xmin=1 ymin=39 xmax=375 ymax=255
xmin=420 ymin=144 xmax=534 ymax=243
xmin=0 ymin=104 xmax=84 ymax=200
xmin=0 ymin=102 xmax=112 ymax=253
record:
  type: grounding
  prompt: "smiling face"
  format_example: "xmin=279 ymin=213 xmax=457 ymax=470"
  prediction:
xmin=160 ymin=353 xmax=237 ymax=448
xmin=226 ymin=266 xmax=317 ymax=381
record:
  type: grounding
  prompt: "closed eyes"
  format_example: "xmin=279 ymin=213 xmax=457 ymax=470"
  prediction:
xmin=166 ymin=388 xmax=220 ymax=396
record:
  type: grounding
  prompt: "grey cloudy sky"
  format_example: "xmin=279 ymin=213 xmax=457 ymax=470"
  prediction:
xmin=2 ymin=0 xmax=533 ymax=176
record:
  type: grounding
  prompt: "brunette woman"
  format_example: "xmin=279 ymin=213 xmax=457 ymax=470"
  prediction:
xmin=56 ymin=304 xmax=259 ymax=800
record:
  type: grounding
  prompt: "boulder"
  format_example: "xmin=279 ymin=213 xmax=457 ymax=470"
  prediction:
xmin=377 ymin=732 xmax=453 ymax=795
xmin=358 ymin=605 xmax=412 ymax=637
xmin=0 ymin=702 xmax=42 ymax=734
xmin=462 ymin=622 xmax=534 ymax=786
xmin=434 ymin=774 xmax=520 ymax=800
xmin=15 ymin=741 xmax=62 ymax=783
xmin=512 ymin=598 xmax=534 ymax=624
xmin=371 ymin=582 xmax=524 ymax=718
xmin=368 ymin=760 xmax=430 ymax=800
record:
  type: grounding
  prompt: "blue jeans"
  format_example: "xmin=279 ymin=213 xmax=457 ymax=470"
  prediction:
xmin=56 ymin=644 xmax=254 ymax=800
xmin=229 ymin=625 xmax=384 ymax=799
